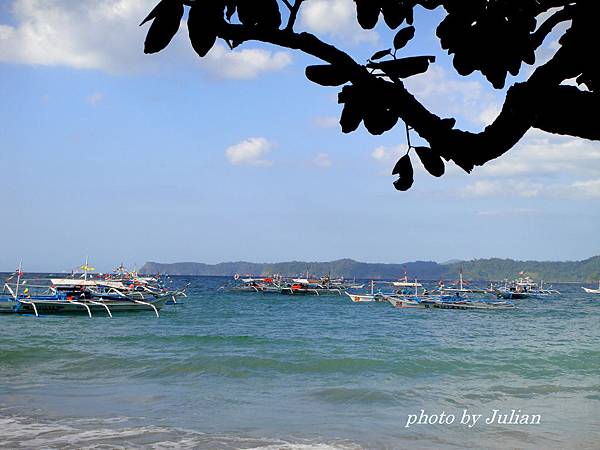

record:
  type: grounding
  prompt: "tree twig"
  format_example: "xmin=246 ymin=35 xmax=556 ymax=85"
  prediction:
xmin=285 ymin=0 xmax=304 ymax=32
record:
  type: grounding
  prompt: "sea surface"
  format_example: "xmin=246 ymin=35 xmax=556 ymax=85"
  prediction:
xmin=1 ymin=277 xmax=599 ymax=449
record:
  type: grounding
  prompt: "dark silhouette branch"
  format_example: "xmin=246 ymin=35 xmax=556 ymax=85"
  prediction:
xmin=142 ymin=0 xmax=599 ymax=189
xmin=216 ymin=22 xmax=592 ymax=172
xmin=285 ymin=0 xmax=304 ymax=31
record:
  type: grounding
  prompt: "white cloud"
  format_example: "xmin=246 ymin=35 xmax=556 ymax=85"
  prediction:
xmin=0 ymin=0 xmax=292 ymax=79
xmin=477 ymin=208 xmax=543 ymax=217
xmin=313 ymin=116 xmax=338 ymax=129
xmin=201 ymin=43 xmax=291 ymax=80
xmin=225 ymin=137 xmax=273 ymax=167
xmin=405 ymin=66 xmax=501 ymax=127
xmin=458 ymin=177 xmax=600 ymax=200
xmin=371 ymin=144 xmax=406 ymax=164
xmin=313 ymin=153 xmax=332 ymax=167
xmin=87 ymin=92 xmax=104 ymax=106
xmin=564 ymin=179 xmax=600 ymax=198
xmin=477 ymin=130 xmax=600 ymax=178
xmin=458 ymin=180 xmax=543 ymax=198
xmin=0 ymin=0 xmax=152 ymax=72
xmin=300 ymin=0 xmax=378 ymax=44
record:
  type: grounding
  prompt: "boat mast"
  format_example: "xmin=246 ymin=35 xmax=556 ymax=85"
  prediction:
xmin=14 ymin=261 xmax=22 ymax=300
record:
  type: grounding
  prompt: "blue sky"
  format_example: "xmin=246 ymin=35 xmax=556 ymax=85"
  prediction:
xmin=1 ymin=0 xmax=599 ymax=272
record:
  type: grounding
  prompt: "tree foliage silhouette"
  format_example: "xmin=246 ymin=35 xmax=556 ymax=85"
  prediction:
xmin=142 ymin=0 xmax=598 ymax=191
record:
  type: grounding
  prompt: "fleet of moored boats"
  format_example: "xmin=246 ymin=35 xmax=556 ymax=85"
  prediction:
xmin=2 ymin=264 xmax=599 ymax=318
xmin=0 ymin=261 xmax=187 ymax=317
xmin=221 ymin=271 xmax=600 ymax=311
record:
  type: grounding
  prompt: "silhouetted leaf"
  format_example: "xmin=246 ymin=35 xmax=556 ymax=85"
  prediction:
xmin=405 ymin=6 xmax=414 ymax=25
xmin=363 ymin=108 xmax=398 ymax=135
xmin=340 ymin=102 xmax=364 ymax=133
xmin=368 ymin=56 xmax=435 ymax=78
xmin=393 ymin=176 xmax=414 ymax=191
xmin=306 ymin=65 xmax=351 ymax=87
xmin=381 ymin=0 xmax=405 ymax=29
xmin=415 ymin=146 xmax=445 ymax=177
xmin=237 ymin=0 xmax=281 ymax=28
xmin=188 ymin=0 xmax=223 ymax=58
xmin=392 ymin=154 xmax=414 ymax=191
xmin=142 ymin=0 xmax=184 ymax=54
xmin=393 ymin=26 xmax=415 ymax=50
xmin=355 ymin=0 xmax=381 ymax=30
xmin=225 ymin=0 xmax=237 ymax=21
xmin=392 ymin=153 xmax=413 ymax=177
xmin=370 ymin=49 xmax=392 ymax=61
xmin=440 ymin=117 xmax=456 ymax=129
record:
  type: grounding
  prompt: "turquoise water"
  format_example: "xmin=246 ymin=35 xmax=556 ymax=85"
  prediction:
xmin=1 ymin=277 xmax=600 ymax=449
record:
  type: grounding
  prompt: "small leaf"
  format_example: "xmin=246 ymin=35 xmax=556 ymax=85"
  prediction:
xmin=306 ymin=65 xmax=351 ymax=87
xmin=368 ymin=56 xmax=435 ymax=78
xmin=415 ymin=146 xmax=445 ymax=177
xmin=392 ymin=153 xmax=413 ymax=178
xmin=238 ymin=0 xmax=281 ymax=28
xmin=363 ymin=107 xmax=398 ymax=135
xmin=393 ymin=26 xmax=415 ymax=50
xmin=355 ymin=0 xmax=381 ymax=30
xmin=188 ymin=0 xmax=223 ymax=58
xmin=405 ymin=6 xmax=414 ymax=25
xmin=393 ymin=176 xmax=414 ymax=191
xmin=370 ymin=49 xmax=392 ymax=61
xmin=393 ymin=153 xmax=414 ymax=191
xmin=142 ymin=0 xmax=184 ymax=54
xmin=381 ymin=0 xmax=405 ymax=29
xmin=340 ymin=102 xmax=364 ymax=133
xmin=140 ymin=0 xmax=168 ymax=26
xmin=225 ymin=0 xmax=237 ymax=21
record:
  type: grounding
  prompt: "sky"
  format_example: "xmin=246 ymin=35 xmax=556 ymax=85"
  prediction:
xmin=0 ymin=0 xmax=599 ymax=272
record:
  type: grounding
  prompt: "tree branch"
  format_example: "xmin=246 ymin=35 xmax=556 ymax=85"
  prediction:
xmin=533 ymin=86 xmax=600 ymax=139
xmin=216 ymin=21 xmax=592 ymax=173
xmin=285 ymin=0 xmax=304 ymax=32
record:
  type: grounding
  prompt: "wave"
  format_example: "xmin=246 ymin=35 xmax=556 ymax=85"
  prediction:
xmin=0 ymin=413 xmax=363 ymax=450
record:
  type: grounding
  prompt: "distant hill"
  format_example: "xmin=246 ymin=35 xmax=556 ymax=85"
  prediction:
xmin=445 ymin=256 xmax=600 ymax=282
xmin=140 ymin=259 xmax=442 ymax=280
xmin=140 ymin=256 xmax=600 ymax=282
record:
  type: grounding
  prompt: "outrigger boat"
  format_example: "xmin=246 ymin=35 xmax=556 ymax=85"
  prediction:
xmin=495 ymin=274 xmax=560 ymax=299
xmin=0 ymin=262 xmax=186 ymax=317
xmin=224 ymin=274 xmax=348 ymax=296
xmin=582 ymin=281 xmax=600 ymax=294
xmin=421 ymin=298 xmax=515 ymax=310
xmin=420 ymin=293 xmax=515 ymax=310
xmin=439 ymin=272 xmax=487 ymax=294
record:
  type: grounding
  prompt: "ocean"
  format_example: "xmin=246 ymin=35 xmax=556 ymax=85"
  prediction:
xmin=1 ymin=277 xmax=599 ymax=449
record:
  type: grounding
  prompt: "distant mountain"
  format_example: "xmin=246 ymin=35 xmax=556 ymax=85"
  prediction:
xmin=140 ymin=259 xmax=441 ymax=279
xmin=444 ymin=256 xmax=600 ymax=282
xmin=140 ymin=256 xmax=600 ymax=282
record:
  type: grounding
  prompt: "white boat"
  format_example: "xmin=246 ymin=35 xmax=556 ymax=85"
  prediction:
xmin=392 ymin=275 xmax=422 ymax=288
xmin=582 ymin=281 xmax=600 ymax=294
xmin=345 ymin=292 xmax=377 ymax=303
xmin=386 ymin=295 xmax=424 ymax=308
xmin=439 ymin=272 xmax=487 ymax=294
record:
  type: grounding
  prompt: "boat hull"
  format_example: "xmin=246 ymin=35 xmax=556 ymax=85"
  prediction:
xmin=582 ymin=287 xmax=600 ymax=294
xmin=0 ymin=296 xmax=168 ymax=315
xmin=345 ymin=293 xmax=376 ymax=303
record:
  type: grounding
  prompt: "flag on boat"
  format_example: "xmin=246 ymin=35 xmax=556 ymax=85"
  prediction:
xmin=81 ymin=264 xmax=95 ymax=271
